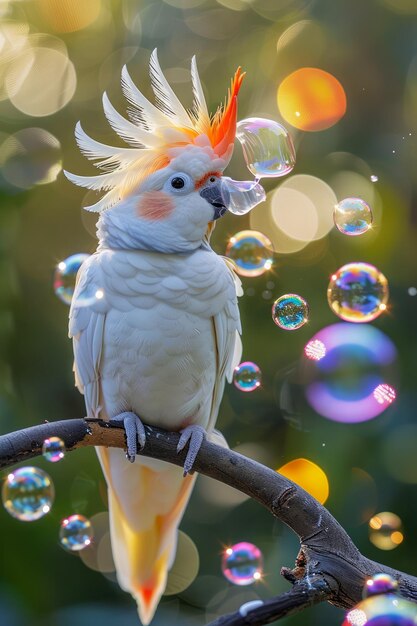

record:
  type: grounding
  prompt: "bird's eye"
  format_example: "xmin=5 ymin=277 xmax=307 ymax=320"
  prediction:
xmin=171 ymin=177 xmax=185 ymax=189
xmin=165 ymin=172 xmax=193 ymax=194
xmin=209 ymin=176 xmax=216 ymax=183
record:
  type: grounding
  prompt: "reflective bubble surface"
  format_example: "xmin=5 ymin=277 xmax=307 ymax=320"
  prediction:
xmin=343 ymin=595 xmax=417 ymax=626
xmin=42 ymin=436 xmax=66 ymax=463
xmin=236 ymin=117 xmax=296 ymax=178
xmin=221 ymin=542 xmax=263 ymax=585
xmin=233 ymin=361 xmax=262 ymax=392
xmin=327 ymin=262 xmax=389 ymax=323
xmin=369 ymin=512 xmax=404 ymax=550
xmin=334 ymin=197 xmax=373 ymax=236
xmin=2 ymin=467 xmax=54 ymax=521
xmin=272 ymin=294 xmax=309 ymax=330
xmin=54 ymin=253 xmax=90 ymax=305
xmin=60 ymin=514 xmax=94 ymax=551
xmin=304 ymin=323 xmax=398 ymax=423
xmin=225 ymin=230 xmax=273 ymax=277
xmin=304 ymin=339 xmax=326 ymax=361
xmin=223 ymin=177 xmax=266 ymax=215
xmin=364 ymin=574 xmax=399 ymax=598
xmin=373 ymin=384 xmax=396 ymax=406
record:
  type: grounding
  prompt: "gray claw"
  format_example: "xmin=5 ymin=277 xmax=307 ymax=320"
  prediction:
xmin=110 ymin=412 xmax=146 ymax=462
xmin=177 ymin=425 xmax=206 ymax=475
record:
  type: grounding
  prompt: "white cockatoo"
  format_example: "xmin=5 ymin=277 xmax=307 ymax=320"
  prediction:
xmin=65 ymin=50 xmax=244 ymax=625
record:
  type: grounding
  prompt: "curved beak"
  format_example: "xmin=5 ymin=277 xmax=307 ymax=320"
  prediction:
xmin=199 ymin=181 xmax=230 ymax=220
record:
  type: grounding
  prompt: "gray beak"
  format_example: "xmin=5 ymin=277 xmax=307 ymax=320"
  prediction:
xmin=199 ymin=182 xmax=230 ymax=220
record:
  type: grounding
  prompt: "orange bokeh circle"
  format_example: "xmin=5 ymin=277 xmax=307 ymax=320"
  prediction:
xmin=277 ymin=67 xmax=347 ymax=132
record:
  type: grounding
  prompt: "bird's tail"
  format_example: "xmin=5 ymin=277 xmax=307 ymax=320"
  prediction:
xmin=98 ymin=447 xmax=196 ymax=625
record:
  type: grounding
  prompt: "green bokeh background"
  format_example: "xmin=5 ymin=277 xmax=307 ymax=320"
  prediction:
xmin=1 ymin=0 xmax=417 ymax=624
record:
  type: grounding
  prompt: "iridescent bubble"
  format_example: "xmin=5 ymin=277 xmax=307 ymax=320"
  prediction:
xmin=42 ymin=436 xmax=65 ymax=463
xmin=221 ymin=542 xmax=263 ymax=586
xmin=343 ymin=595 xmax=417 ymax=626
xmin=236 ymin=117 xmax=296 ymax=178
xmin=60 ymin=514 xmax=93 ymax=551
xmin=54 ymin=253 xmax=90 ymax=305
xmin=225 ymin=230 xmax=274 ymax=278
xmin=223 ymin=177 xmax=266 ymax=215
xmin=304 ymin=323 xmax=398 ymax=423
xmin=304 ymin=339 xmax=326 ymax=361
xmin=327 ymin=262 xmax=389 ymax=323
xmin=364 ymin=574 xmax=399 ymax=598
xmin=369 ymin=512 xmax=404 ymax=550
xmin=272 ymin=294 xmax=309 ymax=330
xmin=0 ymin=128 xmax=61 ymax=190
xmin=2 ymin=467 xmax=54 ymax=521
xmin=373 ymin=384 xmax=396 ymax=406
xmin=333 ymin=197 xmax=373 ymax=236
xmin=233 ymin=362 xmax=262 ymax=392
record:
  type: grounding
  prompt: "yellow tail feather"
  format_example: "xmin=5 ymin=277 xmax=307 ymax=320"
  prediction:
xmin=98 ymin=447 xmax=196 ymax=624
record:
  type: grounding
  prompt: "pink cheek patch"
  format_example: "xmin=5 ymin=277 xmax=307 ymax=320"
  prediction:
xmin=137 ymin=191 xmax=174 ymax=221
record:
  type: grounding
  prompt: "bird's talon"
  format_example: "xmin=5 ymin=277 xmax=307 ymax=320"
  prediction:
xmin=177 ymin=425 xmax=206 ymax=475
xmin=110 ymin=411 xmax=146 ymax=463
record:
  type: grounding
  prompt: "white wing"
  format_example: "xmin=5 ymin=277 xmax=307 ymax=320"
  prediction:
xmin=208 ymin=258 xmax=242 ymax=431
xmin=69 ymin=253 xmax=109 ymax=417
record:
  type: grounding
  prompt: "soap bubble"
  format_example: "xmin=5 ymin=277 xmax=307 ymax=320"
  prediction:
xmin=333 ymin=197 xmax=373 ymax=236
xmin=327 ymin=262 xmax=389 ymax=323
xmin=304 ymin=323 xmax=398 ymax=423
xmin=223 ymin=177 xmax=266 ymax=215
xmin=272 ymin=294 xmax=309 ymax=330
xmin=343 ymin=595 xmax=417 ymax=626
xmin=221 ymin=542 xmax=263 ymax=585
xmin=277 ymin=68 xmax=346 ymax=132
xmin=364 ymin=574 xmax=399 ymax=598
xmin=233 ymin=362 xmax=262 ymax=392
xmin=60 ymin=514 xmax=94 ymax=551
xmin=54 ymin=253 xmax=90 ymax=305
xmin=42 ymin=436 xmax=65 ymax=463
xmin=236 ymin=117 xmax=296 ymax=178
xmin=0 ymin=128 xmax=61 ymax=190
xmin=304 ymin=339 xmax=326 ymax=361
xmin=2 ymin=467 xmax=54 ymax=521
xmin=373 ymin=384 xmax=396 ymax=406
xmin=225 ymin=230 xmax=273 ymax=277
xmin=369 ymin=512 xmax=403 ymax=550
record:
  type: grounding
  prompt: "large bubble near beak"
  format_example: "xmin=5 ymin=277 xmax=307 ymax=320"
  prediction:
xmin=222 ymin=177 xmax=266 ymax=215
xmin=236 ymin=117 xmax=296 ymax=178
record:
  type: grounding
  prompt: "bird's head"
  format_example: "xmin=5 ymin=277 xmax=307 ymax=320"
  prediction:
xmin=65 ymin=50 xmax=246 ymax=253
xmin=96 ymin=144 xmax=231 ymax=253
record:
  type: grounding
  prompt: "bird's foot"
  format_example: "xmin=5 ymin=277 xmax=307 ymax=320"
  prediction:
xmin=110 ymin=412 xmax=146 ymax=463
xmin=177 ymin=424 xmax=206 ymax=476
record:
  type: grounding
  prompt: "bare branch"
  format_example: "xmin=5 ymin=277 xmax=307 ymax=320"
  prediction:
xmin=1 ymin=418 xmax=417 ymax=626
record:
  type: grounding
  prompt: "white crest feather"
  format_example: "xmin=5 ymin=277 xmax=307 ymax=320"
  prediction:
xmin=65 ymin=49 xmax=235 ymax=213
xmin=191 ymin=56 xmax=210 ymax=134
xmin=149 ymin=49 xmax=194 ymax=128
xmin=121 ymin=65 xmax=169 ymax=130
xmin=75 ymin=122 xmax=143 ymax=171
xmin=102 ymin=93 xmax=159 ymax=148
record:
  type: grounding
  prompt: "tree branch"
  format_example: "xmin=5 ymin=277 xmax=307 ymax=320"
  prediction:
xmin=1 ymin=418 xmax=417 ymax=625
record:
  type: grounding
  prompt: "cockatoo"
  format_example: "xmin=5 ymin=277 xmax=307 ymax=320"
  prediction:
xmin=65 ymin=50 xmax=244 ymax=625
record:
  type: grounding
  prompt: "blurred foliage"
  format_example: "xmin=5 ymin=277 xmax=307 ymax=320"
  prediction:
xmin=0 ymin=0 xmax=417 ymax=624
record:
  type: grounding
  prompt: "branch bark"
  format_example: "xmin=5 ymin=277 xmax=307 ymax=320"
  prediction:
xmin=1 ymin=418 xmax=417 ymax=625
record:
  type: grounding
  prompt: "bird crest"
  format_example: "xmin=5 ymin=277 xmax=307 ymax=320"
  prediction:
xmin=65 ymin=50 xmax=245 ymax=212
